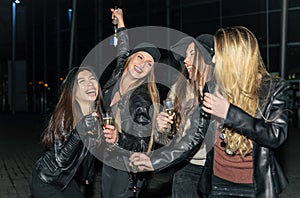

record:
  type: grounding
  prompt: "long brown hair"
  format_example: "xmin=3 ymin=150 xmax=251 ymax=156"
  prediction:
xmin=41 ymin=66 xmax=103 ymax=148
xmin=170 ymin=41 xmax=214 ymax=136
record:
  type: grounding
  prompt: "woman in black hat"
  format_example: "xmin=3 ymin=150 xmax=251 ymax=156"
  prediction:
xmin=100 ymin=8 xmax=161 ymax=198
xmin=153 ymin=34 xmax=215 ymax=198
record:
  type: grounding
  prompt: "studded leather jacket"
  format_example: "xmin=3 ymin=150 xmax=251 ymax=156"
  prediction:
xmin=34 ymin=128 xmax=98 ymax=190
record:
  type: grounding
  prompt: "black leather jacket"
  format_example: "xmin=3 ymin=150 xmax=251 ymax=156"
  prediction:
xmin=34 ymin=128 xmax=97 ymax=190
xmin=150 ymin=78 xmax=289 ymax=198
xmin=102 ymin=28 xmax=153 ymax=153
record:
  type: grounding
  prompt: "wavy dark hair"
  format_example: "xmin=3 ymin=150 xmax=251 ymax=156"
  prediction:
xmin=41 ymin=66 xmax=103 ymax=149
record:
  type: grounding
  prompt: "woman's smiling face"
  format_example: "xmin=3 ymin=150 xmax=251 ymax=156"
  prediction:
xmin=126 ymin=51 xmax=154 ymax=79
xmin=184 ymin=42 xmax=196 ymax=79
xmin=75 ymin=69 xmax=99 ymax=104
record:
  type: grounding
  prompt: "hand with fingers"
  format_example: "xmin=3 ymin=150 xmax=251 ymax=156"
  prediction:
xmin=129 ymin=152 xmax=154 ymax=171
xmin=102 ymin=124 xmax=118 ymax=144
xmin=156 ymin=111 xmax=174 ymax=132
xmin=110 ymin=7 xmax=125 ymax=28
xmin=77 ymin=112 xmax=100 ymax=137
xmin=202 ymin=91 xmax=230 ymax=119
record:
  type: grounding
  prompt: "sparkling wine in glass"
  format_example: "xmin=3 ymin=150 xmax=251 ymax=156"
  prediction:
xmin=163 ymin=99 xmax=176 ymax=138
xmin=103 ymin=114 xmax=113 ymax=128
xmin=102 ymin=111 xmax=115 ymax=151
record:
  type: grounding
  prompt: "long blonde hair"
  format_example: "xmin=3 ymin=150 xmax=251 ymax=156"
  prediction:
xmin=214 ymin=26 xmax=269 ymax=158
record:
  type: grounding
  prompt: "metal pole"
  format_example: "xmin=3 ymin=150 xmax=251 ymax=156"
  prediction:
xmin=56 ymin=0 xmax=61 ymax=89
xmin=68 ymin=0 xmax=77 ymax=70
xmin=12 ymin=2 xmax=16 ymax=114
xmin=266 ymin=0 xmax=270 ymax=70
xmin=43 ymin=0 xmax=47 ymax=113
xmin=280 ymin=0 xmax=288 ymax=78
xmin=31 ymin=0 xmax=36 ymax=112
xmin=219 ymin=0 xmax=223 ymax=27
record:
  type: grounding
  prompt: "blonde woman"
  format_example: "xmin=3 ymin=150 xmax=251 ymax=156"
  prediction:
xmin=202 ymin=26 xmax=289 ymax=197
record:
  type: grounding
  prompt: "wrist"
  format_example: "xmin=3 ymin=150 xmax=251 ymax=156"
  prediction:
xmin=117 ymin=27 xmax=126 ymax=33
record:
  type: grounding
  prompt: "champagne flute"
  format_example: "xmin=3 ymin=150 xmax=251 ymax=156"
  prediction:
xmin=103 ymin=111 xmax=113 ymax=128
xmin=102 ymin=111 xmax=115 ymax=151
xmin=163 ymin=99 xmax=176 ymax=138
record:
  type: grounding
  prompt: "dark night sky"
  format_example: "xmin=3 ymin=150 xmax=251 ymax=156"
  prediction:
xmin=1 ymin=0 xmax=300 ymax=112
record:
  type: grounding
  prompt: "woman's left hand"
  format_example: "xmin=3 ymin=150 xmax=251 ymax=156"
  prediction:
xmin=103 ymin=125 xmax=119 ymax=144
xmin=129 ymin=152 xmax=154 ymax=171
xmin=202 ymin=91 xmax=230 ymax=119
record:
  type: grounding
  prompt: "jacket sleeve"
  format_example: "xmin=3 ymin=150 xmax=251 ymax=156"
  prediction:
xmin=53 ymin=130 xmax=84 ymax=168
xmin=224 ymin=78 xmax=290 ymax=149
xmin=117 ymin=27 xmax=130 ymax=58
xmin=150 ymin=103 xmax=211 ymax=171
xmin=102 ymin=28 xmax=129 ymax=91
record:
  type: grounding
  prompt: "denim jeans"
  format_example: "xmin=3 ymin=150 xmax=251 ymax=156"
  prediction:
xmin=172 ymin=162 xmax=205 ymax=198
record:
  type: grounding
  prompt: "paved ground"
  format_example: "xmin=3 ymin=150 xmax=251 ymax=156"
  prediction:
xmin=0 ymin=112 xmax=299 ymax=198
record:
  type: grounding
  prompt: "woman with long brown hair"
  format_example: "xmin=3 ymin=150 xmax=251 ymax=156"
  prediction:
xmin=30 ymin=66 xmax=118 ymax=197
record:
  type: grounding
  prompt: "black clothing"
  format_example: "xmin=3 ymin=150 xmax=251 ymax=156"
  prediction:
xmin=200 ymin=77 xmax=289 ymax=198
xmin=101 ymin=28 xmax=154 ymax=198
xmin=30 ymin=168 xmax=84 ymax=198
xmin=30 ymin=113 xmax=101 ymax=197
xmin=149 ymin=77 xmax=289 ymax=198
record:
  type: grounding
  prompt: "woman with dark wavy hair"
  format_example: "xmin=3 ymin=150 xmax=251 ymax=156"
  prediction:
xmin=29 ymin=66 xmax=118 ymax=197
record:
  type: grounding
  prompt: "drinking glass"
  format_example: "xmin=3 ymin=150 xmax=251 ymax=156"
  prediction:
xmin=163 ymin=99 xmax=176 ymax=138
xmin=102 ymin=111 xmax=115 ymax=151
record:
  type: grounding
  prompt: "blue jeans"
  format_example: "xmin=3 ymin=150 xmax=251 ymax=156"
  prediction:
xmin=172 ymin=162 xmax=205 ymax=198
